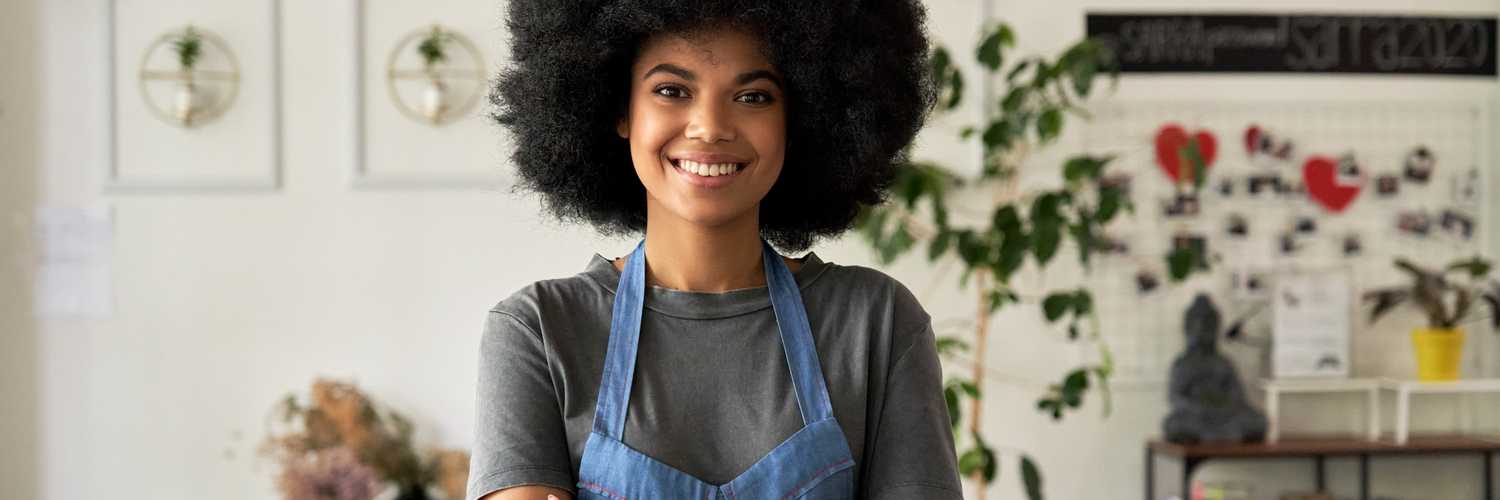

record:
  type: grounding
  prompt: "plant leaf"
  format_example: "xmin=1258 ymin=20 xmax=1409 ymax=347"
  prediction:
xmin=1021 ymin=455 xmax=1044 ymax=500
xmin=1037 ymin=108 xmax=1063 ymax=143
xmin=944 ymin=385 xmax=961 ymax=430
xmin=1095 ymin=185 xmax=1121 ymax=224
xmin=1073 ymin=290 xmax=1093 ymax=316
xmin=1042 ymin=293 xmax=1073 ymax=322
xmin=935 ymin=336 xmax=970 ymax=356
xmin=1167 ymin=249 xmax=1194 ymax=281
xmin=977 ymin=28 xmax=1006 ymax=71
xmin=958 ymin=380 xmax=981 ymax=399
xmin=983 ymin=120 xmax=1014 ymax=150
xmin=928 ymin=229 xmax=951 ymax=262
xmin=1446 ymin=256 xmax=1493 ymax=278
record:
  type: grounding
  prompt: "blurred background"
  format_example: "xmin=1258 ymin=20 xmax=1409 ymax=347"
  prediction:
xmin=2 ymin=0 xmax=1499 ymax=499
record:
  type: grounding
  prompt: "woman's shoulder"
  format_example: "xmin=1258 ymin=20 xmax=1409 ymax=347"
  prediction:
xmin=488 ymin=254 xmax=616 ymax=329
xmin=804 ymin=254 xmax=932 ymax=334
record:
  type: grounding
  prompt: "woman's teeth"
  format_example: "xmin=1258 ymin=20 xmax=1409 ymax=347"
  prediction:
xmin=677 ymin=159 xmax=739 ymax=177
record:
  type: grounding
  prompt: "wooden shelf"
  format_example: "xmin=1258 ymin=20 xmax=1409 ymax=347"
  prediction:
xmin=1145 ymin=435 xmax=1498 ymax=500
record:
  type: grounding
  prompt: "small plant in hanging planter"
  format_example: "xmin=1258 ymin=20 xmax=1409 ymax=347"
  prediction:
xmin=416 ymin=26 xmax=453 ymax=124
xmin=260 ymin=378 xmax=471 ymax=500
xmin=1364 ymin=257 xmax=1500 ymax=381
xmin=170 ymin=25 xmax=204 ymax=123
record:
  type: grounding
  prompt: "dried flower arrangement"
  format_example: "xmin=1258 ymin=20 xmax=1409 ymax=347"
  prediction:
xmin=261 ymin=378 xmax=471 ymax=500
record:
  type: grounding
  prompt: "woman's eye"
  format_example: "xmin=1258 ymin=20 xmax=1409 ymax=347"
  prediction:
xmin=737 ymin=92 xmax=772 ymax=104
xmin=653 ymin=86 xmax=687 ymax=98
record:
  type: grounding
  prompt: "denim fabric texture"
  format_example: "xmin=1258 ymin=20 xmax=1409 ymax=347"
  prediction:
xmin=575 ymin=239 xmax=855 ymax=499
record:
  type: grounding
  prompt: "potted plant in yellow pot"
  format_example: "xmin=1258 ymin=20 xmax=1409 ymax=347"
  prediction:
xmin=1365 ymin=257 xmax=1500 ymax=381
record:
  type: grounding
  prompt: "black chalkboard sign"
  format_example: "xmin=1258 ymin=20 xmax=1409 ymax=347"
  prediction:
xmin=1085 ymin=13 xmax=1497 ymax=76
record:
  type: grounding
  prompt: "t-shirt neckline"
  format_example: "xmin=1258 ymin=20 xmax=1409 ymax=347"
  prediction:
xmin=583 ymin=251 xmax=831 ymax=320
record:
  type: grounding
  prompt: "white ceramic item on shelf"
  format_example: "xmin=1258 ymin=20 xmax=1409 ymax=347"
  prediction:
xmin=422 ymin=76 xmax=447 ymax=123
xmin=173 ymin=80 xmax=197 ymax=121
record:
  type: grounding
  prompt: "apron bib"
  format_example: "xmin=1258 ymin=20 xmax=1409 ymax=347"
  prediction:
xmin=575 ymin=239 xmax=855 ymax=500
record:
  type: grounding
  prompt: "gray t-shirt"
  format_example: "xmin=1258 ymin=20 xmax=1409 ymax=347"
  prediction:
xmin=467 ymin=251 xmax=962 ymax=500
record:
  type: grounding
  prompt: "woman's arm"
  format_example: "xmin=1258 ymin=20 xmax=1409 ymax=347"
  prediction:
xmin=468 ymin=309 xmax=578 ymax=499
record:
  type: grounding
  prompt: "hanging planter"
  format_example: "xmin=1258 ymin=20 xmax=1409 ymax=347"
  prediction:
xmin=418 ymin=26 xmax=451 ymax=125
xmin=138 ymin=24 xmax=240 ymax=128
xmin=384 ymin=24 xmax=486 ymax=127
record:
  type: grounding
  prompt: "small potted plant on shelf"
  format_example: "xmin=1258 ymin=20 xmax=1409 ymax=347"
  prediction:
xmin=171 ymin=25 xmax=203 ymax=123
xmin=1364 ymin=256 xmax=1500 ymax=381
xmin=417 ymin=26 xmax=452 ymax=124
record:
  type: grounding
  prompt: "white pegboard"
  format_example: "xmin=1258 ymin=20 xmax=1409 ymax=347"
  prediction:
xmin=1079 ymin=101 xmax=1491 ymax=385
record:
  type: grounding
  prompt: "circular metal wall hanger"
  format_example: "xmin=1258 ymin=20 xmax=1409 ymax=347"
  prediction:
xmin=138 ymin=25 xmax=240 ymax=128
xmin=385 ymin=24 xmax=487 ymax=127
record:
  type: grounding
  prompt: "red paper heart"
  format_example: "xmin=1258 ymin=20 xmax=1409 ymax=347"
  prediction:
xmin=1154 ymin=124 xmax=1217 ymax=184
xmin=1303 ymin=155 xmax=1362 ymax=212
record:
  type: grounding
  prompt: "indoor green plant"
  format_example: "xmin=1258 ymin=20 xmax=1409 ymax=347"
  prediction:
xmin=857 ymin=22 xmax=1119 ymax=499
xmin=170 ymin=25 xmax=203 ymax=122
xmin=417 ymin=26 xmax=452 ymax=122
xmin=1364 ymin=257 xmax=1500 ymax=381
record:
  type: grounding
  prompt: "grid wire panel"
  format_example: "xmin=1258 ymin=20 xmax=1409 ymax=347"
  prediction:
xmin=1080 ymin=101 xmax=1487 ymax=385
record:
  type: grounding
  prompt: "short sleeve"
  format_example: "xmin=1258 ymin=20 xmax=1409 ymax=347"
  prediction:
xmin=466 ymin=310 xmax=576 ymax=500
xmin=862 ymin=323 xmax=964 ymax=499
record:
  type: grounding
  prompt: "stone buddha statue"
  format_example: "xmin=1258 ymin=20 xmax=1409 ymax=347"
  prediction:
xmin=1163 ymin=294 xmax=1268 ymax=444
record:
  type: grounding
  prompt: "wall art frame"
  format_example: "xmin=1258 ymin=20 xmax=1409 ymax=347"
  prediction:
xmin=348 ymin=0 xmax=507 ymax=190
xmin=106 ymin=0 xmax=283 ymax=193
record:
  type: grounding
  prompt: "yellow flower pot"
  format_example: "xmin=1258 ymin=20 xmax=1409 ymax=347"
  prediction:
xmin=1411 ymin=328 xmax=1464 ymax=381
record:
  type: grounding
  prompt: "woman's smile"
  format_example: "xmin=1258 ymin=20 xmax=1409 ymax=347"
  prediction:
xmin=668 ymin=151 xmax=750 ymax=188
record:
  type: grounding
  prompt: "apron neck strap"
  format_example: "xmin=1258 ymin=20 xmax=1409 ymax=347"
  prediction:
xmin=591 ymin=239 xmax=834 ymax=440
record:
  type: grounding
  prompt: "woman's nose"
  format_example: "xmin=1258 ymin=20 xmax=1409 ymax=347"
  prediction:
xmin=684 ymin=101 xmax=735 ymax=144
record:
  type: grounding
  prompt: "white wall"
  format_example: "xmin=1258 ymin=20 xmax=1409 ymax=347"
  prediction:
xmin=14 ymin=0 xmax=1500 ymax=500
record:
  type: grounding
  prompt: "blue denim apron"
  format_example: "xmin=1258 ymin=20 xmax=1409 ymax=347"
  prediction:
xmin=576 ymin=239 xmax=855 ymax=500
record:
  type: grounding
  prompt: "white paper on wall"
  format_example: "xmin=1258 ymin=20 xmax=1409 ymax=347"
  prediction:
xmin=1273 ymin=271 xmax=1351 ymax=378
xmin=33 ymin=205 xmax=115 ymax=318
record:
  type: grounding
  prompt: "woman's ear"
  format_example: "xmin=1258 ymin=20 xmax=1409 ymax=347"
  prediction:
xmin=617 ymin=118 xmax=630 ymax=139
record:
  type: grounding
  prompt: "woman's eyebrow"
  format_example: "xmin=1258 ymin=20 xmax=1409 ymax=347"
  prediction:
xmin=643 ymin=63 xmax=694 ymax=81
xmin=734 ymin=70 xmax=780 ymax=87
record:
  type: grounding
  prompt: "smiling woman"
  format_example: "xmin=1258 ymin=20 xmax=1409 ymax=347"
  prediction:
xmin=472 ymin=1 xmax=954 ymax=499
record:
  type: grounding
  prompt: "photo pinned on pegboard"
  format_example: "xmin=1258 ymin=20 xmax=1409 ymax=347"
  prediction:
xmin=1278 ymin=231 xmax=1302 ymax=255
xmin=1227 ymin=213 xmax=1249 ymax=237
xmin=1335 ymin=153 xmax=1363 ymax=187
xmin=1164 ymin=193 xmax=1201 ymax=218
xmin=1217 ymin=177 xmax=1235 ymax=197
xmin=1244 ymin=124 xmax=1294 ymax=165
xmin=1136 ymin=270 xmax=1161 ymax=294
xmin=1375 ymin=174 xmax=1400 ymax=197
xmin=1404 ymin=146 xmax=1435 ymax=184
xmin=1294 ymin=214 xmax=1318 ymax=235
xmin=1440 ymin=210 xmax=1474 ymax=240
xmin=1397 ymin=210 xmax=1433 ymax=237
xmin=1248 ymin=175 xmax=1282 ymax=197
xmin=1342 ymin=233 xmax=1363 ymax=257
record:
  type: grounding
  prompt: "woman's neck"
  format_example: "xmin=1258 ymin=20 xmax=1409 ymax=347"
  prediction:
xmin=612 ymin=203 xmax=801 ymax=293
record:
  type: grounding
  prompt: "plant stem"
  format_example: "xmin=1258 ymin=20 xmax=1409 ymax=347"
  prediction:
xmin=970 ymin=268 xmax=991 ymax=498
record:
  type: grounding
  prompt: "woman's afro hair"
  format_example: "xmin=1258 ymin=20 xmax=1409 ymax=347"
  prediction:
xmin=493 ymin=0 xmax=935 ymax=253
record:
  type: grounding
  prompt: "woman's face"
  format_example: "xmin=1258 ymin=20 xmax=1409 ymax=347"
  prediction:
xmin=619 ymin=27 xmax=787 ymax=230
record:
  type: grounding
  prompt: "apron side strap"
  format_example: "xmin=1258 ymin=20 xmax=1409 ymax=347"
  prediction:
xmin=592 ymin=240 xmax=648 ymax=439
xmin=762 ymin=240 xmax=835 ymax=426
